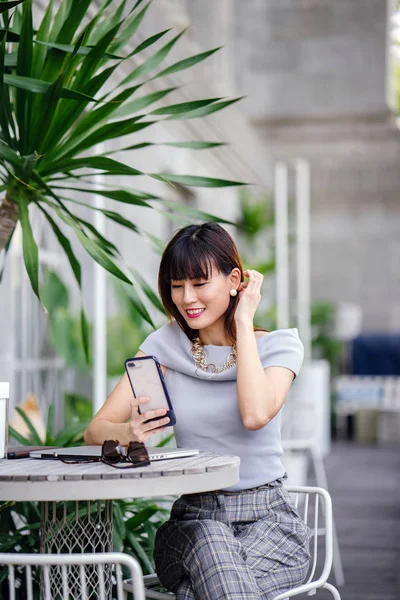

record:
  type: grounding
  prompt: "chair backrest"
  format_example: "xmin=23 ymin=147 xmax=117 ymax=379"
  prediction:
xmin=0 ymin=551 xmax=146 ymax=600
xmin=277 ymin=486 xmax=333 ymax=599
xmin=281 ymin=360 xmax=331 ymax=457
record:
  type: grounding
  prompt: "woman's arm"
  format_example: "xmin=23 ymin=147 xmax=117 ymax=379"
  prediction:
xmin=235 ymin=270 xmax=295 ymax=431
xmin=236 ymin=324 xmax=294 ymax=430
xmin=84 ymin=350 xmax=169 ymax=445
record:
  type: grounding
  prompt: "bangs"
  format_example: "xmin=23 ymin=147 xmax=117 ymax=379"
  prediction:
xmin=167 ymin=240 xmax=215 ymax=282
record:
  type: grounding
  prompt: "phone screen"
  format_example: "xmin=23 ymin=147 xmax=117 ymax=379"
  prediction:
xmin=125 ymin=356 xmax=170 ymax=414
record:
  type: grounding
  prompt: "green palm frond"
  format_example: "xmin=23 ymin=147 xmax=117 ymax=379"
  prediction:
xmin=0 ymin=0 xmax=247 ymax=360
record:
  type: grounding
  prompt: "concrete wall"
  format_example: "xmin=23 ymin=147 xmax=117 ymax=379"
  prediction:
xmin=233 ymin=0 xmax=388 ymax=121
xmin=188 ymin=0 xmax=400 ymax=333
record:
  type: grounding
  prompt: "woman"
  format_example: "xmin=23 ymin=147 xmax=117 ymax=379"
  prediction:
xmin=84 ymin=222 xmax=311 ymax=600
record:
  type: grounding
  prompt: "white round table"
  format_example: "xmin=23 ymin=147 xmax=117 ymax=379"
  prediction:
xmin=0 ymin=451 xmax=240 ymax=501
xmin=0 ymin=452 xmax=240 ymax=599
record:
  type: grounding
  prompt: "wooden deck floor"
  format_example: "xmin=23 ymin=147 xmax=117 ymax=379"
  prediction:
xmin=315 ymin=440 xmax=400 ymax=600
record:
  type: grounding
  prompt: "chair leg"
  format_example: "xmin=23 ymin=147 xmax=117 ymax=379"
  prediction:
xmin=310 ymin=446 xmax=345 ymax=587
xmin=322 ymin=582 xmax=342 ymax=599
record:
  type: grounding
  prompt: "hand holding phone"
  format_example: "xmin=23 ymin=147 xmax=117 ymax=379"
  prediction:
xmin=128 ymin=396 xmax=170 ymax=443
xmin=125 ymin=356 xmax=176 ymax=443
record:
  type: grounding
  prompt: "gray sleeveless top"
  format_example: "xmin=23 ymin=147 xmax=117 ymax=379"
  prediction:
xmin=140 ymin=321 xmax=304 ymax=491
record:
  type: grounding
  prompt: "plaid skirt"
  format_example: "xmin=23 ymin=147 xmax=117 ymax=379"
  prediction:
xmin=154 ymin=475 xmax=311 ymax=600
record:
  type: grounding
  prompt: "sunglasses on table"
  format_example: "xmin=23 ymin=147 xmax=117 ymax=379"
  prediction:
xmin=61 ymin=440 xmax=151 ymax=469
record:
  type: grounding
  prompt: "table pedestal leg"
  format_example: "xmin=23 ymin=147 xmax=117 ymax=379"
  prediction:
xmin=39 ymin=500 xmax=113 ymax=599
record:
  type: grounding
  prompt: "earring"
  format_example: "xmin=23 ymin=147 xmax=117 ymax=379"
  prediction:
xmin=230 ymin=288 xmax=237 ymax=297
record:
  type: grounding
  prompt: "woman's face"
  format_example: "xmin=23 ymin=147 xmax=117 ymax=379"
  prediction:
xmin=171 ymin=265 xmax=239 ymax=331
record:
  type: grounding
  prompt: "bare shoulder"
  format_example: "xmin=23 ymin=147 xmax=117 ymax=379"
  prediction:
xmin=254 ymin=330 xmax=269 ymax=340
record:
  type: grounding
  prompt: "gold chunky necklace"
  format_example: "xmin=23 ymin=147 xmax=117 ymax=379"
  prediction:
xmin=191 ymin=335 xmax=237 ymax=375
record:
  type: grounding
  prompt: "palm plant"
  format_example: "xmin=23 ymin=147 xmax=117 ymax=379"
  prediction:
xmin=0 ymin=0 xmax=244 ymax=356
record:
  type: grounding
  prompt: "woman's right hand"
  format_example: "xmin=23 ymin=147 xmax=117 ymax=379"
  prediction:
xmin=130 ymin=396 xmax=171 ymax=443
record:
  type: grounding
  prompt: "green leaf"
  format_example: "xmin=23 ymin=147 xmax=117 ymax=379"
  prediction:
xmin=45 ymin=404 xmax=54 ymax=445
xmin=73 ymin=215 xmax=119 ymax=257
xmin=130 ymin=266 xmax=165 ymax=314
xmin=108 ymin=1 xmax=151 ymax=54
xmin=96 ymin=209 xmax=140 ymax=233
xmin=41 ymin=269 xmax=69 ymax=312
xmin=126 ymin=532 xmax=154 ymax=574
xmin=18 ymin=197 xmax=40 ymax=303
xmin=71 ymin=84 xmax=142 ymax=140
xmin=113 ymin=501 xmax=126 ymax=539
xmin=112 ymin=87 xmax=177 ymax=119
xmin=53 ymin=421 xmax=90 ymax=447
xmin=155 ymin=209 xmax=191 ymax=227
xmin=120 ymin=283 xmax=155 ymax=328
xmin=0 ymin=223 xmax=15 ymax=283
xmin=0 ymin=141 xmax=20 ymax=168
xmin=0 ymin=28 xmax=19 ymax=41
xmin=43 ymin=156 xmax=143 ymax=177
xmin=121 ymin=29 xmax=186 ymax=86
xmin=153 ymin=46 xmax=221 ymax=79
xmin=53 ymin=186 xmax=155 ymax=207
xmin=32 ymin=72 xmax=66 ymax=153
xmin=164 ymin=141 xmax=226 ymax=150
xmin=8 ymin=426 xmax=32 ymax=446
xmin=105 ymin=140 xmax=226 ymax=155
xmin=15 ymin=0 xmax=33 ymax=155
xmin=127 ymin=28 xmax=171 ymax=58
xmin=46 ymin=307 xmax=88 ymax=372
xmin=105 ymin=0 xmax=126 ymax=31
xmin=151 ymin=173 xmax=246 ymax=188
xmin=156 ymin=433 xmax=175 ymax=447
xmin=31 ymin=0 xmax=54 ymax=79
xmin=33 ymin=40 xmax=123 ymax=59
xmin=55 ymin=0 xmax=92 ymax=45
xmin=58 ymin=117 xmax=155 ymax=160
xmin=36 ymin=203 xmax=82 ymax=288
xmin=0 ymin=1 xmax=25 ymax=14
xmin=64 ymin=393 xmax=93 ymax=423
xmin=159 ymin=198 xmax=237 ymax=226
xmin=80 ymin=308 xmax=90 ymax=364
xmin=140 ymin=229 xmax=165 ymax=255
xmin=125 ymin=506 xmax=159 ymax=530
xmin=151 ymin=97 xmax=222 ymax=116
xmin=34 ymin=27 xmax=90 ymax=138
xmin=14 ymin=407 xmax=43 ymax=445
xmin=71 ymin=23 xmax=122 ymax=92
xmin=39 ymin=64 xmax=123 ymax=155
xmin=30 ymin=172 xmax=81 ymax=227
xmin=166 ymin=97 xmax=245 ymax=120
xmin=74 ymin=228 xmax=131 ymax=285
xmin=3 ymin=74 xmax=101 ymax=101
xmin=0 ymin=28 xmax=14 ymax=148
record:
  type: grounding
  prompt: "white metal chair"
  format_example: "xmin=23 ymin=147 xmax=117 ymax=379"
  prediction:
xmin=281 ymin=364 xmax=345 ymax=588
xmin=123 ymin=486 xmax=341 ymax=600
xmin=0 ymin=551 xmax=146 ymax=600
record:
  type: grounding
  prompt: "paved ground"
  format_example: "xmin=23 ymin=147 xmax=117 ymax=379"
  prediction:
xmin=312 ymin=440 xmax=400 ymax=600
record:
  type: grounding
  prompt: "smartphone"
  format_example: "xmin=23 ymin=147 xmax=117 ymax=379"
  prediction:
xmin=125 ymin=355 xmax=176 ymax=426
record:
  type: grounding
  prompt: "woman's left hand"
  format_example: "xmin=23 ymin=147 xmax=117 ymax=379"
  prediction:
xmin=234 ymin=269 xmax=264 ymax=325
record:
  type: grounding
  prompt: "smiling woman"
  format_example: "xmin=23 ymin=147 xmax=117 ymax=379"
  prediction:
xmin=158 ymin=222 xmax=244 ymax=346
xmin=84 ymin=221 xmax=311 ymax=600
